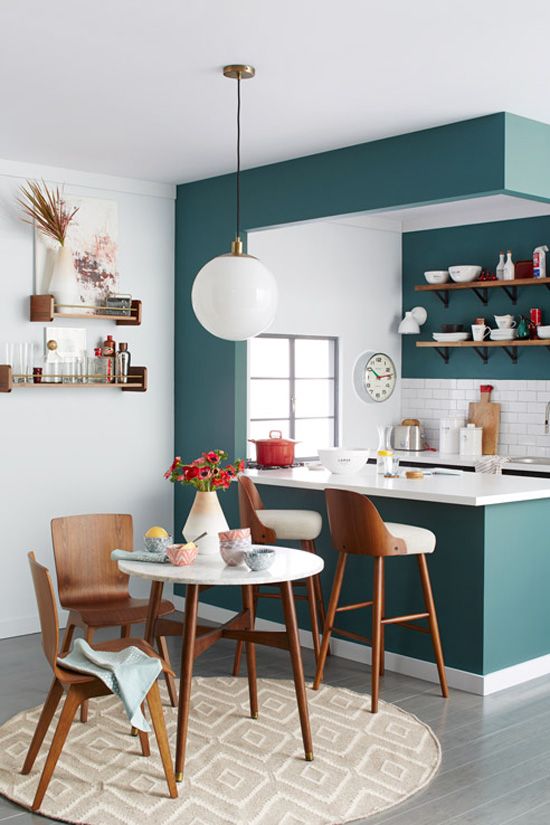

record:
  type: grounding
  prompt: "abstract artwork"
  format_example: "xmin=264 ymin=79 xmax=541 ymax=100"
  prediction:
xmin=35 ymin=196 xmax=118 ymax=306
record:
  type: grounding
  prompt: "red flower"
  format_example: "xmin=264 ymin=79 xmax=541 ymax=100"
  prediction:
xmin=199 ymin=467 xmax=212 ymax=479
xmin=184 ymin=466 xmax=200 ymax=481
xmin=204 ymin=451 xmax=220 ymax=464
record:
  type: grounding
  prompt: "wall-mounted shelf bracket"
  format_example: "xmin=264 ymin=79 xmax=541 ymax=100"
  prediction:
xmin=433 ymin=291 xmax=449 ymax=308
xmin=502 ymin=346 xmax=518 ymax=364
xmin=501 ymin=285 xmax=518 ymax=304
xmin=472 ymin=286 xmax=488 ymax=305
xmin=434 ymin=347 xmax=449 ymax=364
xmin=473 ymin=346 xmax=489 ymax=364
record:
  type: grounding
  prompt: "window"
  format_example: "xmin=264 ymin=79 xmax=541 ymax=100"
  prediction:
xmin=248 ymin=334 xmax=339 ymax=460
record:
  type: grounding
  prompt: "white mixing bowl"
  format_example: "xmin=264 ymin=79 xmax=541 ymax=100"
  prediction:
xmin=449 ymin=265 xmax=482 ymax=283
xmin=317 ymin=448 xmax=370 ymax=474
xmin=424 ymin=270 xmax=449 ymax=284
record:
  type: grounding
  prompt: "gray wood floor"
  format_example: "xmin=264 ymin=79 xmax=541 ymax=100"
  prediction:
xmin=1 ymin=625 xmax=549 ymax=825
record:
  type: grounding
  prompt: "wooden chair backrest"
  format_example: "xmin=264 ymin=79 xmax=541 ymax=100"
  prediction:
xmin=325 ymin=489 xmax=407 ymax=557
xmin=238 ymin=475 xmax=277 ymax=544
xmin=27 ymin=552 xmax=59 ymax=673
xmin=51 ymin=514 xmax=133 ymax=608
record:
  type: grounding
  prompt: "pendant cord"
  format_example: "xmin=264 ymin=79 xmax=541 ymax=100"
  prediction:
xmin=236 ymin=73 xmax=241 ymax=241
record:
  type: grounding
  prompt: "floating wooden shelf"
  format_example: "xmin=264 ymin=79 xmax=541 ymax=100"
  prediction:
xmin=415 ymin=277 xmax=550 ymax=307
xmin=0 ymin=365 xmax=147 ymax=393
xmin=30 ymin=295 xmax=142 ymax=325
xmin=417 ymin=338 xmax=550 ymax=364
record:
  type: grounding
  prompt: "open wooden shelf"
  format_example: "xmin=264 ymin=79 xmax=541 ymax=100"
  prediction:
xmin=415 ymin=277 xmax=550 ymax=307
xmin=30 ymin=295 xmax=142 ymax=325
xmin=417 ymin=338 xmax=550 ymax=364
xmin=0 ymin=365 xmax=147 ymax=393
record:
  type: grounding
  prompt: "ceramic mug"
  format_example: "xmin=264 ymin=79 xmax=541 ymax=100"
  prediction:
xmin=471 ymin=324 xmax=490 ymax=341
xmin=494 ymin=314 xmax=517 ymax=329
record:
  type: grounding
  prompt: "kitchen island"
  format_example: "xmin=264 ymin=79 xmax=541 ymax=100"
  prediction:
xmin=245 ymin=467 xmax=550 ymax=695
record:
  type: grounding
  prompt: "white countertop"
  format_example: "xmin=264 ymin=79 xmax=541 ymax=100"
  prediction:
xmin=384 ymin=450 xmax=550 ymax=475
xmin=246 ymin=466 xmax=550 ymax=507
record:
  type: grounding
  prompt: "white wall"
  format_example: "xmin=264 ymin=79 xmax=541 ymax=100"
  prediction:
xmin=0 ymin=160 xmax=175 ymax=639
xmin=248 ymin=221 xmax=402 ymax=450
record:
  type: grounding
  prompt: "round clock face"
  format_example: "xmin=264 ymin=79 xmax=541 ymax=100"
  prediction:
xmin=353 ymin=351 xmax=397 ymax=403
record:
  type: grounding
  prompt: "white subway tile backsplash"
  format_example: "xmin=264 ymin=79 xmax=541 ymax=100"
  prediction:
xmin=401 ymin=378 xmax=549 ymax=456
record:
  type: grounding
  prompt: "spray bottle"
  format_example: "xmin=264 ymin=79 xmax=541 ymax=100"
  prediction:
xmin=533 ymin=245 xmax=549 ymax=279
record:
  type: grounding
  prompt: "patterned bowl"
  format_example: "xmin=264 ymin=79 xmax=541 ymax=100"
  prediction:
xmin=243 ymin=547 xmax=276 ymax=572
xmin=219 ymin=528 xmax=252 ymax=566
xmin=144 ymin=535 xmax=172 ymax=553
xmin=167 ymin=543 xmax=198 ymax=566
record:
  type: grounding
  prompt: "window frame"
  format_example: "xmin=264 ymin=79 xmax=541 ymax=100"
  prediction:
xmin=248 ymin=332 xmax=340 ymax=460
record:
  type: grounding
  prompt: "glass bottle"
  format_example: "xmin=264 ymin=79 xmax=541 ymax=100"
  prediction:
xmin=376 ymin=425 xmax=393 ymax=474
xmin=503 ymin=250 xmax=515 ymax=281
xmin=496 ymin=251 xmax=505 ymax=280
xmin=116 ymin=342 xmax=130 ymax=384
xmin=43 ymin=340 xmax=63 ymax=384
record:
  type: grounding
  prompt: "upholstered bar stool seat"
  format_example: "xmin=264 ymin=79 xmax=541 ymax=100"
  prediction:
xmin=232 ymin=476 xmax=329 ymax=675
xmin=385 ymin=523 xmax=436 ymax=555
xmin=256 ymin=509 xmax=323 ymax=541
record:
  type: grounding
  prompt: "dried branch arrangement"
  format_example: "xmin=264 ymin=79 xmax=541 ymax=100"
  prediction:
xmin=17 ymin=179 xmax=79 ymax=246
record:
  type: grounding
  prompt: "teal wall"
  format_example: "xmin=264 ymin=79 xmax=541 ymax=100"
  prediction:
xmin=174 ymin=112 xmax=550 ymax=677
xmin=402 ymin=214 xmax=550 ymax=378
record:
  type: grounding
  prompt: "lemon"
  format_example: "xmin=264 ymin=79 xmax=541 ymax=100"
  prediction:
xmin=145 ymin=526 xmax=169 ymax=538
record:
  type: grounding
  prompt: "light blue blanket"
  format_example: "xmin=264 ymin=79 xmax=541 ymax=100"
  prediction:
xmin=58 ymin=639 xmax=162 ymax=732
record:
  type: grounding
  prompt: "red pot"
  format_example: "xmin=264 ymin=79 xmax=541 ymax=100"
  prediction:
xmin=248 ymin=430 xmax=299 ymax=466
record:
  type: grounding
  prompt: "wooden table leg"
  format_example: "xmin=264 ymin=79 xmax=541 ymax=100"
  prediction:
xmin=174 ymin=583 xmax=199 ymax=782
xmin=280 ymin=580 xmax=313 ymax=761
xmin=242 ymin=585 xmax=258 ymax=719
xmin=144 ymin=580 xmax=164 ymax=645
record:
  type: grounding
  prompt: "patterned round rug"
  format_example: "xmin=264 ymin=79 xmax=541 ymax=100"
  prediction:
xmin=0 ymin=677 xmax=440 ymax=825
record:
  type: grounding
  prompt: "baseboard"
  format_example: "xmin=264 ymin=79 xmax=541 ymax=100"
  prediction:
xmin=0 ymin=608 xmax=69 ymax=640
xmin=173 ymin=595 xmax=550 ymax=696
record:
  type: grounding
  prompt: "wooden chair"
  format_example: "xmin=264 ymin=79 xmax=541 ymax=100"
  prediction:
xmin=232 ymin=475 xmax=328 ymax=675
xmin=22 ymin=552 xmax=177 ymax=812
xmin=51 ymin=514 xmax=177 ymax=721
xmin=313 ymin=489 xmax=448 ymax=712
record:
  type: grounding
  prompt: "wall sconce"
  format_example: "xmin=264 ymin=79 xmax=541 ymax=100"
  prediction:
xmin=398 ymin=306 xmax=427 ymax=335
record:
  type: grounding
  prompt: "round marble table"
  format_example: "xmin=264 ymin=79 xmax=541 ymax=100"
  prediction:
xmin=119 ymin=547 xmax=324 ymax=781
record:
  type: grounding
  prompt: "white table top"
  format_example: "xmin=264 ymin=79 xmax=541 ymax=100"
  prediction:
xmin=372 ymin=450 xmax=550 ymax=475
xmin=118 ymin=546 xmax=324 ymax=586
xmin=245 ymin=466 xmax=550 ymax=507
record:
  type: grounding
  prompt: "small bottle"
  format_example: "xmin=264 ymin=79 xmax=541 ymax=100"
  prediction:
xmin=496 ymin=251 xmax=505 ymax=280
xmin=43 ymin=340 xmax=63 ymax=384
xmin=116 ymin=343 xmax=131 ymax=384
xmin=102 ymin=335 xmax=116 ymax=383
xmin=533 ymin=245 xmax=549 ymax=279
xmin=503 ymin=250 xmax=515 ymax=281
xmin=91 ymin=347 xmax=104 ymax=383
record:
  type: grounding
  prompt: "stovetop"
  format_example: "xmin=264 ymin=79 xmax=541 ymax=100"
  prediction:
xmin=246 ymin=461 xmax=305 ymax=471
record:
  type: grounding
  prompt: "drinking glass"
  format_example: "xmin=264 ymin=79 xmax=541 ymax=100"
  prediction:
xmin=14 ymin=343 xmax=32 ymax=384
xmin=383 ymin=454 xmax=400 ymax=478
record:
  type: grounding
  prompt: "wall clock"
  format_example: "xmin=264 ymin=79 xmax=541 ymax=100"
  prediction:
xmin=353 ymin=351 xmax=397 ymax=403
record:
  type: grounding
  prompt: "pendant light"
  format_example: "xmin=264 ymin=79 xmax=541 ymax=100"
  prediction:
xmin=191 ymin=64 xmax=278 ymax=341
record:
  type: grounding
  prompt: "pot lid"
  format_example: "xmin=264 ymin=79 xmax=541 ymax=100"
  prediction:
xmin=248 ymin=428 xmax=300 ymax=445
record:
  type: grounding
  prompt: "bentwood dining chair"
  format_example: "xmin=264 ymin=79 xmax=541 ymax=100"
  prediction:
xmin=51 ymin=514 xmax=177 ymax=721
xmin=232 ymin=475 xmax=328 ymax=675
xmin=313 ymin=488 xmax=448 ymax=713
xmin=22 ymin=552 xmax=177 ymax=812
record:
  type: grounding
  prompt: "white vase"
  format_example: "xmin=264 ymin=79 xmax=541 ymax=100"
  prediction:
xmin=183 ymin=491 xmax=229 ymax=556
xmin=48 ymin=243 xmax=80 ymax=309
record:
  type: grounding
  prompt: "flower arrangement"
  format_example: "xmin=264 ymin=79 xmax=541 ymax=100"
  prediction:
xmin=164 ymin=450 xmax=244 ymax=492
xmin=17 ymin=179 xmax=79 ymax=246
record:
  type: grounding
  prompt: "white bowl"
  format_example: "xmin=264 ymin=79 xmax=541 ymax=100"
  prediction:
xmin=449 ymin=265 xmax=482 ymax=283
xmin=424 ymin=270 xmax=449 ymax=284
xmin=537 ymin=325 xmax=550 ymax=339
xmin=317 ymin=448 xmax=369 ymax=474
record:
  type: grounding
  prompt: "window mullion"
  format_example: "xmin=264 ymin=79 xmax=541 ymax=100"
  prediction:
xmin=289 ymin=337 xmax=296 ymax=439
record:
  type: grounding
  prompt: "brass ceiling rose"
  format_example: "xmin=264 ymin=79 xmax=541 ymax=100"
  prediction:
xmin=223 ymin=64 xmax=255 ymax=80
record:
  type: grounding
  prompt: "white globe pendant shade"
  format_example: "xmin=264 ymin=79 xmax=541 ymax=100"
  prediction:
xmin=192 ymin=252 xmax=278 ymax=340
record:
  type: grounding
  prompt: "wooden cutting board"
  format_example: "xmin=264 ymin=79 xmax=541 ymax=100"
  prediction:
xmin=468 ymin=389 xmax=500 ymax=455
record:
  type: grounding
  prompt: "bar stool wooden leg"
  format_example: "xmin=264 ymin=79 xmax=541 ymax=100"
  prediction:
xmin=242 ymin=585 xmax=258 ymax=718
xmin=379 ymin=566 xmax=385 ymax=677
xmin=312 ymin=553 xmax=348 ymax=690
xmin=301 ymin=539 xmax=329 ymax=658
xmin=175 ymin=583 xmax=199 ymax=782
xmin=80 ymin=627 xmax=94 ymax=723
xmin=280 ymin=580 xmax=313 ymax=761
xmin=371 ymin=557 xmax=384 ymax=713
xmin=305 ymin=575 xmax=321 ymax=662
xmin=417 ymin=555 xmax=449 ymax=698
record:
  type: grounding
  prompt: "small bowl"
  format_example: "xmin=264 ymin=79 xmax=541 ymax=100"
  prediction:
xmin=537 ymin=325 xmax=550 ymax=339
xmin=317 ymin=448 xmax=369 ymax=474
xmin=424 ymin=270 xmax=449 ymax=284
xmin=440 ymin=324 xmax=464 ymax=333
xmin=449 ymin=265 xmax=482 ymax=283
xmin=243 ymin=547 xmax=276 ymax=572
xmin=167 ymin=543 xmax=198 ymax=566
xmin=219 ymin=528 xmax=252 ymax=566
xmin=144 ymin=535 xmax=172 ymax=553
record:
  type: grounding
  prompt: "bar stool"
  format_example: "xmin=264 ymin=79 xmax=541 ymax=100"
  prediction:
xmin=232 ymin=475 xmax=327 ymax=675
xmin=313 ymin=488 xmax=448 ymax=713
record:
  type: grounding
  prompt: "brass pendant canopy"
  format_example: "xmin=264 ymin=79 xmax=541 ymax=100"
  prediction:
xmin=223 ymin=64 xmax=255 ymax=80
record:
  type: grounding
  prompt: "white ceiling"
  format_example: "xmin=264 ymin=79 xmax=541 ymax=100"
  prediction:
xmin=1 ymin=0 xmax=549 ymax=184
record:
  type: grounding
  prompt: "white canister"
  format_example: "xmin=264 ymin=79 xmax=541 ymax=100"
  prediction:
xmin=439 ymin=417 xmax=465 ymax=455
xmin=459 ymin=424 xmax=483 ymax=457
